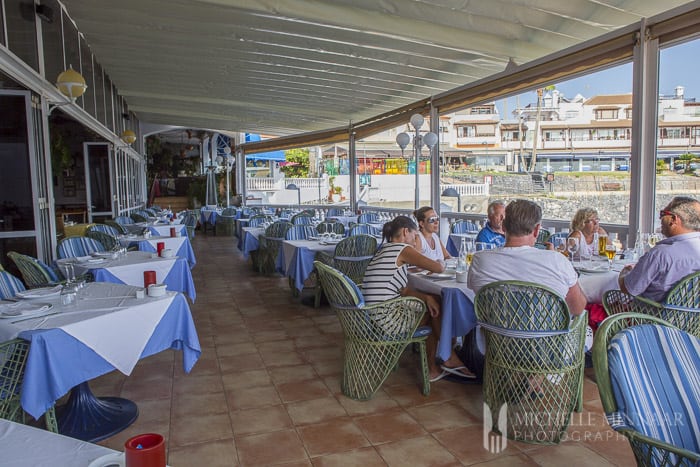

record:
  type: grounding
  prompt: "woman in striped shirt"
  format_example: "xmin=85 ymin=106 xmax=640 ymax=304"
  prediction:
xmin=362 ymin=216 xmax=475 ymax=381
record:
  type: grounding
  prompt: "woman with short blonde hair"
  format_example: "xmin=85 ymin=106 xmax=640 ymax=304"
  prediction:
xmin=569 ymin=208 xmax=608 ymax=257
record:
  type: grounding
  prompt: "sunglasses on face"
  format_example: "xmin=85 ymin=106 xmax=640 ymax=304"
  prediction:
xmin=426 ymin=216 xmax=439 ymax=224
xmin=584 ymin=218 xmax=600 ymax=224
xmin=659 ymin=210 xmax=675 ymax=219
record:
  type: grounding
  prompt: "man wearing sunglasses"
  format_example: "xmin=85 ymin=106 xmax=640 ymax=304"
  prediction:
xmin=619 ymin=196 xmax=700 ymax=301
xmin=475 ymin=200 xmax=506 ymax=247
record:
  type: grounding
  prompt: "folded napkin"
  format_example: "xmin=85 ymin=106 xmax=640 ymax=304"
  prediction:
xmin=0 ymin=302 xmax=51 ymax=318
xmin=15 ymin=285 xmax=62 ymax=299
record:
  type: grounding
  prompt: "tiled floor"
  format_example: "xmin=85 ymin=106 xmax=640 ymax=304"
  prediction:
xmin=92 ymin=233 xmax=637 ymax=466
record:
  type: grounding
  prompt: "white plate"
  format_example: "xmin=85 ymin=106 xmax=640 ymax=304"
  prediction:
xmin=15 ymin=285 xmax=62 ymax=299
xmin=0 ymin=302 xmax=53 ymax=319
xmin=88 ymin=452 xmax=124 ymax=467
xmin=429 ymin=271 xmax=456 ymax=279
xmin=87 ymin=258 xmax=106 ymax=264
xmin=577 ymin=266 xmax=610 ymax=274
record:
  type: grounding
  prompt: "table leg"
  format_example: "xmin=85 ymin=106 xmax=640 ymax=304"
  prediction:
xmin=57 ymin=382 xmax=138 ymax=442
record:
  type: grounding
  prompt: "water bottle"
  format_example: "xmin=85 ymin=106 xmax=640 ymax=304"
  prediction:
xmin=592 ymin=232 xmax=599 ymax=256
xmin=634 ymin=230 xmax=645 ymax=259
xmin=456 ymin=237 xmax=467 ymax=274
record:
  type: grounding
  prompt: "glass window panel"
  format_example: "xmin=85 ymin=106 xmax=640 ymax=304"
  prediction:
xmin=0 ymin=94 xmax=35 ymax=231
xmin=0 ymin=0 xmax=6 ymax=47
xmin=93 ymin=61 xmax=106 ymax=126
xmin=80 ymin=37 xmax=96 ymax=118
xmin=61 ymin=12 xmax=82 ymax=107
xmin=5 ymin=0 xmax=39 ymax=71
xmin=40 ymin=0 xmax=63 ymax=82
xmin=86 ymin=144 xmax=111 ymax=212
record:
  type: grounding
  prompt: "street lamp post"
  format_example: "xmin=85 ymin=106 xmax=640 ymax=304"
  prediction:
xmin=441 ymin=187 xmax=461 ymax=213
xmin=396 ymin=114 xmax=438 ymax=208
xmin=286 ymin=183 xmax=301 ymax=205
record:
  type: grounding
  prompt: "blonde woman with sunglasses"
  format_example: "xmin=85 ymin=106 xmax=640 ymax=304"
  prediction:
xmin=413 ymin=206 xmax=451 ymax=261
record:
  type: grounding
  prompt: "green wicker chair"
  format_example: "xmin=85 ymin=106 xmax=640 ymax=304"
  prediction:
xmin=536 ymin=228 xmax=552 ymax=244
xmin=104 ymin=219 xmax=128 ymax=235
xmin=130 ymin=212 xmax=149 ymax=223
xmin=593 ymin=313 xmax=700 ymax=466
xmin=85 ymin=230 xmax=119 ymax=251
xmin=7 ymin=252 xmax=61 ymax=288
xmin=257 ymin=221 xmax=292 ymax=274
xmin=602 ymin=270 xmax=700 ymax=337
xmin=215 ymin=213 xmax=237 ymax=236
xmin=474 ymin=281 xmax=587 ymax=444
xmin=314 ymin=261 xmax=430 ymax=400
xmin=0 ymin=339 xmax=58 ymax=432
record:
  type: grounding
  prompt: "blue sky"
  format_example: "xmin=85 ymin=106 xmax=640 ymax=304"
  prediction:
xmin=496 ymin=39 xmax=700 ymax=118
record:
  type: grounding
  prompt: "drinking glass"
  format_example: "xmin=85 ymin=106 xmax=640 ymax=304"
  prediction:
xmin=605 ymin=244 xmax=617 ymax=270
xmin=566 ymin=237 xmax=580 ymax=263
xmin=466 ymin=242 xmax=476 ymax=266
xmin=554 ymin=237 xmax=567 ymax=254
xmin=648 ymin=233 xmax=661 ymax=248
xmin=61 ymin=263 xmax=75 ymax=284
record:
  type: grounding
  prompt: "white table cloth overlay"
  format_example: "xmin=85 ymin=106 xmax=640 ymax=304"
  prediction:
xmin=60 ymin=251 xmax=177 ymax=288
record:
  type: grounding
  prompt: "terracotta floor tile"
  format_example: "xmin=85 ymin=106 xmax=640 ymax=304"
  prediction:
xmin=218 ymin=352 xmax=265 ymax=373
xmin=168 ymin=439 xmax=239 ymax=467
xmin=337 ymin=390 xmax=399 ymax=416
xmin=407 ymin=400 xmax=480 ymax=431
xmin=269 ymin=364 xmax=319 ymax=384
xmin=221 ymin=369 xmax=271 ymax=391
xmin=230 ymin=405 xmax=293 ymax=436
xmin=277 ymin=379 xmax=332 ymax=403
xmin=170 ymin=412 xmax=234 ymax=447
xmin=311 ymin=447 xmax=387 ymax=467
xmin=527 ymin=443 xmax=617 ymax=466
xmin=375 ymin=435 xmax=461 ymax=466
xmin=261 ymin=350 xmax=307 ymax=368
xmin=355 ymin=409 xmax=426 ymax=444
xmin=172 ymin=391 xmax=229 ymax=417
xmin=433 ymin=424 xmax=521 ymax=464
xmin=286 ymin=397 xmax=348 ymax=426
xmin=298 ymin=418 xmax=370 ymax=457
xmin=226 ymin=385 xmax=282 ymax=410
xmin=236 ymin=429 xmax=308 ymax=466
xmin=216 ymin=341 xmax=259 ymax=357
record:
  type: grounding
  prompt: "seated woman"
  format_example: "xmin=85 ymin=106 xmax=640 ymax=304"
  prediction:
xmin=413 ymin=206 xmax=451 ymax=261
xmin=569 ymin=208 xmax=608 ymax=257
xmin=362 ymin=216 xmax=475 ymax=382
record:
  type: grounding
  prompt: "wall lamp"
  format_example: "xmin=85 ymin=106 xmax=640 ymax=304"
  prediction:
xmin=121 ymin=129 xmax=137 ymax=145
xmin=49 ymin=66 xmax=87 ymax=114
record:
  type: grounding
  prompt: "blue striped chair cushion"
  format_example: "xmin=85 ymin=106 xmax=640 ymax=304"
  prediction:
xmin=58 ymin=237 xmax=106 ymax=259
xmin=607 ymin=324 xmax=700 ymax=454
xmin=114 ymin=216 xmax=134 ymax=225
xmin=89 ymin=224 xmax=121 ymax=236
xmin=0 ymin=271 xmax=26 ymax=299
xmin=285 ymin=225 xmax=317 ymax=240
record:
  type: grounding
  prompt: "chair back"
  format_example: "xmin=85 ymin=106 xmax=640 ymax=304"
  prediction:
xmin=358 ymin=212 xmax=379 ymax=224
xmin=291 ymin=213 xmax=314 ymax=225
xmin=114 ymin=216 xmax=134 ymax=225
xmin=86 ymin=230 xmax=119 ymax=251
xmin=248 ymin=215 xmax=269 ymax=228
xmin=475 ymin=280 xmax=586 ymax=444
xmin=314 ymin=261 xmax=365 ymax=307
xmin=665 ymin=270 xmax=700 ymax=307
xmin=265 ymin=221 xmax=292 ymax=240
xmin=221 ymin=207 xmax=237 ymax=216
xmin=57 ymin=236 xmax=106 ymax=259
xmin=285 ymin=225 xmax=317 ymax=240
xmin=451 ymin=220 xmax=478 ymax=234
xmin=349 ymin=223 xmax=379 ymax=236
xmin=326 ymin=208 xmax=344 ymax=217
xmin=536 ymin=228 xmax=552 ymax=244
xmin=88 ymin=223 xmax=121 ymax=237
xmin=130 ymin=212 xmax=149 ymax=223
xmin=7 ymin=251 xmax=60 ymax=288
xmin=332 ymin=235 xmax=377 ymax=285
xmin=104 ymin=220 xmax=128 ymax=235
xmin=593 ymin=313 xmax=700 ymax=465
xmin=0 ymin=271 xmax=25 ymax=299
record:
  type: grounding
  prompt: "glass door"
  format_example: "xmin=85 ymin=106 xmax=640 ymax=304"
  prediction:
xmin=0 ymin=91 xmax=44 ymax=269
xmin=83 ymin=143 xmax=114 ymax=222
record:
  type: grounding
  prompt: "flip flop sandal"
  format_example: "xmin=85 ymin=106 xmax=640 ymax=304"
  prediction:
xmin=429 ymin=371 xmax=448 ymax=382
xmin=440 ymin=364 xmax=477 ymax=379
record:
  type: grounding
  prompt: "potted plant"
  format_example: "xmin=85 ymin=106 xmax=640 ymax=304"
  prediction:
xmin=332 ymin=185 xmax=342 ymax=202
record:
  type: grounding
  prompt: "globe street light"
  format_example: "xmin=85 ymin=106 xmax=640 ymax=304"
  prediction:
xmin=396 ymin=114 xmax=438 ymax=208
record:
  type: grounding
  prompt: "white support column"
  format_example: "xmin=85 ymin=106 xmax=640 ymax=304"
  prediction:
xmin=429 ymin=105 xmax=441 ymax=212
xmin=236 ymin=148 xmax=246 ymax=204
xmin=349 ymin=128 xmax=357 ymax=212
xmin=629 ymin=20 xmax=660 ymax=244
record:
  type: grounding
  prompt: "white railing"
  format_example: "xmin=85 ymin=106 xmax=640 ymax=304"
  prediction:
xmin=246 ymin=178 xmax=277 ymax=191
xmin=285 ymin=178 xmax=324 ymax=189
xmin=441 ymin=183 xmax=490 ymax=196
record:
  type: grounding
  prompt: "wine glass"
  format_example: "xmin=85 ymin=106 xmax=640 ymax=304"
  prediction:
xmin=554 ymin=237 xmax=567 ymax=254
xmin=648 ymin=233 xmax=660 ymax=248
xmin=566 ymin=237 xmax=580 ymax=263
xmin=60 ymin=263 xmax=75 ymax=284
xmin=466 ymin=242 xmax=476 ymax=266
xmin=605 ymin=244 xmax=617 ymax=270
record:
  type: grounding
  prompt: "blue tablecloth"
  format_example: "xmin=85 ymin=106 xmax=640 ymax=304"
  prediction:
xmin=126 ymin=236 xmax=197 ymax=268
xmin=407 ymin=274 xmax=477 ymax=362
xmin=92 ymin=257 xmax=196 ymax=302
xmin=282 ymin=240 xmax=336 ymax=291
xmin=200 ymin=209 xmax=222 ymax=227
xmin=18 ymin=293 xmax=200 ymax=419
xmin=240 ymin=227 xmax=263 ymax=259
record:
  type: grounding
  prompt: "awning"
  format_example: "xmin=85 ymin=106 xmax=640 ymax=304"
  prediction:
xmin=245 ymin=134 xmax=286 ymax=162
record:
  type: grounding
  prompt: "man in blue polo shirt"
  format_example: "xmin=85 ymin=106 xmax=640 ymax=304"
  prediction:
xmin=620 ymin=196 xmax=700 ymax=301
xmin=475 ymin=200 xmax=506 ymax=247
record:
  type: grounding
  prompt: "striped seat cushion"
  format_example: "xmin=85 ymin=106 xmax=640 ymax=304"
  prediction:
xmin=0 ymin=271 xmax=26 ymax=300
xmin=607 ymin=324 xmax=700 ymax=455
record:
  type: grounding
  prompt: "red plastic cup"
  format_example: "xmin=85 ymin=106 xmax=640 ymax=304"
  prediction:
xmin=143 ymin=270 xmax=156 ymax=288
xmin=170 ymin=227 xmax=176 ymax=237
xmin=156 ymin=242 xmax=165 ymax=256
xmin=124 ymin=433 xmax=166 ymax=467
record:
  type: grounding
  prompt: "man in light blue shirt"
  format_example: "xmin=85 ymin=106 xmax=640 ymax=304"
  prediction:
xmin=475 ymin=200 xmax=506 ymax=247
xmin=620 ymin=196 xmax=700 ymax=302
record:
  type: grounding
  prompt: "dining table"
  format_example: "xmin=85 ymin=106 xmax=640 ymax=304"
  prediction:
xmin=239 ymin=226 xmax=265 ymax=258
xmin=446 ymin=232 xmax=479 ymax=257
xmin=200 ymin=207 xmax=223 ymax=232
xmin=57 ymin=251 xmax=196 ymax=302
xmin=281 ymin=239 xmax=337 ymax=291
xmin=118 ymin=234 xmax=197 ymax=268
xmin=575 ymin=257 xmax=631 ymax=303
xmin=0 ymin=419 xmax=118 ymax=467
xmin=148 ymin=223 xmax=187 ymax=237
xmin=408 ymin=271 xmax=477 ymax=363
xmin=0 ymin=282 xmax=200 ymax=442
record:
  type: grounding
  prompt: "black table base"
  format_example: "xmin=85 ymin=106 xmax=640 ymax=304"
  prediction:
xmin=57 ymin=382 xmax=138 ymax=442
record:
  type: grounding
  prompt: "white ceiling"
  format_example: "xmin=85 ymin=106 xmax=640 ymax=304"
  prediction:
xmin=61 ymin=0 xmax=692 ymax=137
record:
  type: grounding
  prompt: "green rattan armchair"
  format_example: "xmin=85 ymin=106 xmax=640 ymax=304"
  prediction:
xmin=85 ymin=230 xmax=119 ymax=251
xmin=0 ymin=339 xmax=58 ymax=432
xmin=314 ymin=261 xmax=430 ymax=400
xmin=593 ymin=313 xmax=700 ymax=466
xmin=7 ymin=252 xmax=61 ymax=289
xmin=474 ymin=280 xmax=587 ymax=444
xmin=257 ymin=221 xmax=292 ymax=274
xmin=602 ymin=270 xmax=700 ymax=337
